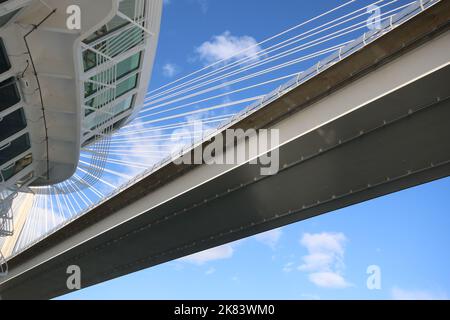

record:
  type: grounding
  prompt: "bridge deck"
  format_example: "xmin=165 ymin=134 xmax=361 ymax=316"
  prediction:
xmin=0 ymin=1 xmax=449 ymax=299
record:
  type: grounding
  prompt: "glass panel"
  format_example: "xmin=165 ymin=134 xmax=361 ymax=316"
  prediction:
xmin=116 ymin=73 xmax=138 ymax=97
xmin=15 ymin=171 xmax=34 ymax=188
xmin=117 ymin=52 xmax=141 ymax=79
xmin=84 ymin=17 xmax=128 ymax=45
xmin=83 ymin=26 xmax=144 ymax=71
xmin=0 ymin=134 xmax=30 ymax=167
xmin=119 ymin=0 xmax=141 ymax=19
xmin=0 ymin=37 xmax=11 ymax=74
xmin=0 ymin=108 xmax=27 ymax=141
xmin=0 ymin=9 xmax=20 ymax=28
xmin=82 ymin=0 xmax=142 ymax=45
xmin=112 ymin=117 xmax=128 ymax=131
xmin=1 ymin=153 xmax=32 ymax=182
xmin=84 ymin=52 xmax=141 ymax=98
xmin=82 ymin=49 xmax=97 ymax=72
xmin=112 ymin=94 xmax=134 ymax=117
xmin=85 ymin=74 xmax=137 ymax=116
xmin=0 ymin=77 xmax=20 ymax=112
xmin=88 ymin=95 xmax=134 ymax=130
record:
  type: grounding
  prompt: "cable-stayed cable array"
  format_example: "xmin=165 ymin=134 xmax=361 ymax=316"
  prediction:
xmin=1 ymin=0 xmax=437 ymax=258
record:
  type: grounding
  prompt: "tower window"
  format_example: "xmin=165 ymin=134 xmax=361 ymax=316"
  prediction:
xmin=0 ymin=38 xmax=11 ymax=74
xmin=0 ymin=108 xmax=27 ymax=141
xmin=0 ymin=133 xmax=31 ymax=167
xmin=0 ymin=77 xmax=20 ymax=112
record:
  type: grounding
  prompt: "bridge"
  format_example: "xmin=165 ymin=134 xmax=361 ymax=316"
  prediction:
xmin=0 ymin=0 xmax=449 ymax=299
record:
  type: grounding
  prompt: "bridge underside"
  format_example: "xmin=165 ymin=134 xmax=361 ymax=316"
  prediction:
xmin=1 ymin=63 xmax=449 ymax=299
xmin=0 ymin=3 xmax=449 ymax=298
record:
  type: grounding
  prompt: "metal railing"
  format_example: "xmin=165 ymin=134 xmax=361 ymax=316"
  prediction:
xmin=0 ymin=191 xmax=13 ymax=277
xmin=0 ymin=249 xmax=7 ymax=277
xmin=0 ymin=195 xmax=14 ymax=237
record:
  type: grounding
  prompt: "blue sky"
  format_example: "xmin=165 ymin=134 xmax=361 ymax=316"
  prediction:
xmin=59 ymin=0 xmax=450 ymax=299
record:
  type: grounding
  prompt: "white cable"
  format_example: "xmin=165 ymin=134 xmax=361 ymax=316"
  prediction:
xmin=129 ymin=96 xmax=264 ymax=127
xmin=137 ymin=44 xmax=345 ymax=120
xmin=145 ymin=3 xmax=407 ymax=108
xmin=146 ymin=0 xmax=390 ymax=102
xmin=148 ymin=0 xmax=357 ymax=97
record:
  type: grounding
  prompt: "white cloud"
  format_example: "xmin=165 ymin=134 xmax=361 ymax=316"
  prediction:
xmin=196 ymin=31 xmax=263 ymax=65
xmin=162 ymin=63 xmax=179 ymax=78
xmin=298 ymin=232 xmax=351 ymax=288
xmin=300 ymin=232 xmax=346 ymax=257
xmin=205 ymin=267 xmax=216 ymax=275
xmin=196 ymin=0 xmax=208 ymax=14
xmin=308 ymin=272 xmax=350 ymax=289
xmin=180 ymin=244 xmax=234 ymax=265
xmin=254 ymin=228 xmax=282 ymax=249
xmin=391 ymin=287 xmax=448 ymax=300
xmin=298 ymin=252 xmax=335 ymax=272
xmin=282 ymin=262 xmax=295 ymax=273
